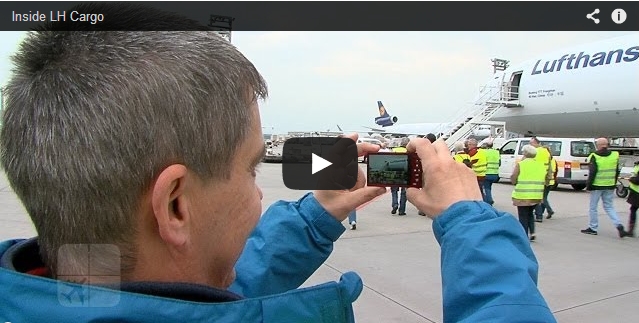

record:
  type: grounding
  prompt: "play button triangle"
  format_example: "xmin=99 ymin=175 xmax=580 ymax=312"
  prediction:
xmin=312 ymin=153 xmax=332 ymax=175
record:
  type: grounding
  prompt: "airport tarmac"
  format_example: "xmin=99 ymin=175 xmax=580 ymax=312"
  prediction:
xmin=1 ymin=163 xmax=638 ymax=322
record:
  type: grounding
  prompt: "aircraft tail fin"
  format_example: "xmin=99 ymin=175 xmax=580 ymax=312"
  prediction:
xmin=377 ymin=101 xmax=390 ymax=117
xmin=374 ymin=101 xmax=398 ymax=127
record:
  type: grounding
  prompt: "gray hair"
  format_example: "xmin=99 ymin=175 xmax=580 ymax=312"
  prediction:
xmin=453 ymin=141 xmax=466 ymax=153
xmin=521 ymin=144 xmax=538 ymax=158
xmin=0 ymin=4 xmax=267 ymax=276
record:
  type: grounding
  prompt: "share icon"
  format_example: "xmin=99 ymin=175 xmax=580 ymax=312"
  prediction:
xmin=587 ymin=8 xmax=600 ymax=24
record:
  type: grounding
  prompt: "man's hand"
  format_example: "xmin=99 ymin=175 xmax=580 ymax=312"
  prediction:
xmin=406 ymin=138 xmax=483 ymax=218
xmin=313 ymin=133 xmax=387 ymax=221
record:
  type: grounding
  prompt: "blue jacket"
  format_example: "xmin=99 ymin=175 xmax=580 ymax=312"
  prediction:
xmin=0 ymin=193 xmax=556 ymax=322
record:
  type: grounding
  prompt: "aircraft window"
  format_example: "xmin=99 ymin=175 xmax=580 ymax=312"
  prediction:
xmin=540 ymin=141 xmax=561 ymax=156
xmin=571 ymin=141 xmax=595 ymax=157
xmin=501 ymin=141 xmax=517 ymax=155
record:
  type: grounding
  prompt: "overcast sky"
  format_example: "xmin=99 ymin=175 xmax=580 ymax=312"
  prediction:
xmin=1 ymin=31 xmax=635 ymax=134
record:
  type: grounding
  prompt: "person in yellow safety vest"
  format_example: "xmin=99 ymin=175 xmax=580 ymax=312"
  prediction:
xmin=529 ymin=137 xmax=553 ymax=222
xmin=580 ymin=137 xmax=631 ymax=237
xmin=452 ymin=141 xmax=472 ymax=167
xmin=535 ymin=146 xmax=557 ymax=220
xmin=625 ymin=161 xmax=639 ymax=237
xmin=481 ymin=141 xmax=501 ymax=206
xmin=390 ymin=137 xmax=409 ymax=216
xmin=466 ymin=138 xmax=487 ymax=202
xmin=510 ymin=144 xmax=546 ymax=241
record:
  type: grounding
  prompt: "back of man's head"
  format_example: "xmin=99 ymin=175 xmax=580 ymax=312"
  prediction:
xmin=0 ymin=3 xmax=268 ymax=275
xmin=426 ymin=133 xmax=436 ymax=143
xmin=530 ymin=137 xmax=540 ymax=147
xmin=521 ymin=145 xmax=538 ymax=159
xmin=595 ymin=137 xmax=609 ymax=150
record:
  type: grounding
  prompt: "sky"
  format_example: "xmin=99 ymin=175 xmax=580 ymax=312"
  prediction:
xmin=1 ymin=31 xmax=635 ymax=134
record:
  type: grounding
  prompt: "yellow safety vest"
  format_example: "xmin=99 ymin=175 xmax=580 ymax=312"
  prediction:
xmin=548 ymin=158 xmax=558 ymax=186
xmin=453 ymin=153 xmax=470 ymax=164
xmin=512 ymin=158 xmax=546 ymax=200
xmin=392 ymin=147 xmax=407 ymax=153
xmin=471 ymin=149 xmax=487 ymax=176
xmin=588 ymin=151 xmax=619 ymax=187
xmin=483 ymin=148 xmax=500 ymax=175
xmin=535 ymin=146 xmax=551 ymax=170
xmin=630 ymin=165 xmax=639 ymax=193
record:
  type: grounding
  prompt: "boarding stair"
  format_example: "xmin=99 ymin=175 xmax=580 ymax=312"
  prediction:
xmin=436 ymin=81 xmax=520 ymax=150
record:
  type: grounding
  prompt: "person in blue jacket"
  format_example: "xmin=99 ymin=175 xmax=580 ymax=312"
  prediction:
xmin=0 ymin=3 xmax=556 ymax=323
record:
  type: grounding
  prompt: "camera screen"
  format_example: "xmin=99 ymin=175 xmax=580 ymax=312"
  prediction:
xmin=367 ymin=154 xmax=411 ymax=186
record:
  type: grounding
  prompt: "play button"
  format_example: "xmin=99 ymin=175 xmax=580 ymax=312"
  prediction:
xmin=311 ymin=153 xmax=332 ymax=175
xmin=282 ymin=137 xmax=358 ymax=190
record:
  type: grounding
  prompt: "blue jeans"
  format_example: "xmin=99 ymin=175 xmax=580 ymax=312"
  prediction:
xmin=477 ymin=179 xmax=486 ymax=202
xmin=535 ymin=186 xmax=554 ymax=218
xmin=588 ymin=189 xmax=622 ymax=230
xmin=348 ymin=210 xmax=356 ymax=223
xmin=391 ymin=187 xmax=407 ymax=213
xmin=483 ymin=174 xmax=499 ymax=205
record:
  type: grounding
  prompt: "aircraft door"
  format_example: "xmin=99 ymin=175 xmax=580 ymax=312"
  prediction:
xmin=508 ymin=71 xmax=523 ymax=100
xmin=499 ymin=140 xmax=519 ymax=181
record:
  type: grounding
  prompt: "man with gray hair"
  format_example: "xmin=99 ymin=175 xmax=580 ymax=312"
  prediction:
xmin=466 ymin=138 xmax=488 ymax=201
xmin=0 ymin=4 xmax=386 ymax=320
xmin=0 ymin=3 xmax=557 ymax=322
xmin=581 ymin=137 xmax=630 ymax=237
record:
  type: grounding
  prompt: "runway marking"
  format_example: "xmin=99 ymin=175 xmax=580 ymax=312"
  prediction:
xmin=323 ymin=262 xmax=438 ymax=323
xmin=552 ymin=289 xmax=639 ymax=314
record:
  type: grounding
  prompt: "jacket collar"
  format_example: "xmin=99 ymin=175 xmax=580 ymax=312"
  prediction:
xmin=0 ymin=237 xmax=243 ymax=303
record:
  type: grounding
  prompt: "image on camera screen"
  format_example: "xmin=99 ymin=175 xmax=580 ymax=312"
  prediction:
xmin=367 ymin=154 xmax=411 ymax=186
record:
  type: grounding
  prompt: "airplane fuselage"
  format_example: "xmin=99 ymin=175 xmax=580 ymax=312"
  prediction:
xmin=490 ymin=34 xmax=639 ymax=138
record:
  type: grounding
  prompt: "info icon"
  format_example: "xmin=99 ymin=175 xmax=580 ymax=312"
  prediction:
xmin=282 ymin=137 xmax=358 ymax=190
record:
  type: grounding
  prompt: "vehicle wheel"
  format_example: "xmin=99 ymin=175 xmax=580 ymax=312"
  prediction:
xmin=571 ymin=184 xmax=586 ymax=191
xmin=616 ymin=185 xmax=629 ymax=198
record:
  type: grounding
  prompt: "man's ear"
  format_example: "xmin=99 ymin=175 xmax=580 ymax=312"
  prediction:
xmin=151 ymin=164 xmax=190 ymax=247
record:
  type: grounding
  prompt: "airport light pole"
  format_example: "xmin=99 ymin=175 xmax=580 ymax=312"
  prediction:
xmin=208 ymin=14 xmax=235 ymax=43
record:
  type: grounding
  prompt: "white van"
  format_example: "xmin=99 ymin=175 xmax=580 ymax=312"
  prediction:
xmin=497 ymin=137 xmax=596 ymax=190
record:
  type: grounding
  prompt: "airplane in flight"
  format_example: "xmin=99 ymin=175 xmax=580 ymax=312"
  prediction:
xmin=365 ymin=101 xmax=492 ymax=138
xmin=487 ymin=33 xmax=639 ymax=138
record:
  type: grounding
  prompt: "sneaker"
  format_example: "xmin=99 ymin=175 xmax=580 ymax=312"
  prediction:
xmin=529 ymin=234 xmax=536 ymax=241
xmin=546 ymin=211 xmax=554 ymax=219
xmin=418 ymin=211 xmax=426 ymax=216
xmin=350 ymin=221 xmax=356 ymax=230
xmin=580 ymin=228 xmax=598 ymax=235
xmin=391 ymin=206 xmax=398 ymax=215
xmin=535 ymin=218 xmax=543 ymax=223
xmin=398 ymin=212 xmax=406 ymax=216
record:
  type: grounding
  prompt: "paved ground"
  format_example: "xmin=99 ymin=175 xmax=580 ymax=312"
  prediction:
xmin=1 ymin=163 xmax=637 ymax=322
